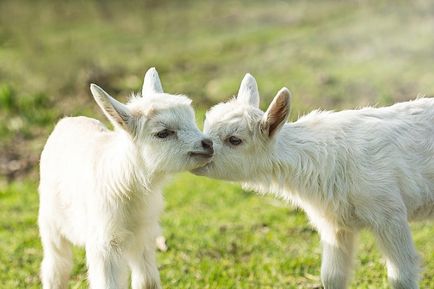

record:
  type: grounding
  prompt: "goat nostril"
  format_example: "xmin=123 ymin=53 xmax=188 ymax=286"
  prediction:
xmin=201 ymin=138 xmax=213 ymax=150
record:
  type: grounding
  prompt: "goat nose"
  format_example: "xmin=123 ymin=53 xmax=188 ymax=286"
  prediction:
xmin=201 ymin=138 xmax=213 ymax=153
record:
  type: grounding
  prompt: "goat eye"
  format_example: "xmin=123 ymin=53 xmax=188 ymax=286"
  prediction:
xmin=228 ymin=136 xmax=242 ymax=145
xmin=155 ymin=129 xmax=173 ymax=139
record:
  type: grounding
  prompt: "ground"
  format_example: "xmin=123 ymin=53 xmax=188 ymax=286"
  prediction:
xmin=0 ymin=0 xmax=433 ymax=288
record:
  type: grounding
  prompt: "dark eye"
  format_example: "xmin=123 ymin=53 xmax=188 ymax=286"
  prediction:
xmin=155 ymin=129 xmax=174 ymax=139
xmin=228 ymin=136 xmax=242 ymax=145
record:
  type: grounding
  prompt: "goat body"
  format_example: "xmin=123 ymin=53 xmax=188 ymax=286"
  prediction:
xmin=39 ymin=68 xmax=213 ymax=289
xmin=197 ymin=73 xmax=434 ymax=289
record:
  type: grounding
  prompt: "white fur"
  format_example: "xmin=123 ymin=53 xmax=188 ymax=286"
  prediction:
xmin=38 ymin=68 xmax=213 ymax=289
xmin=194 ymin=74 xmax=434 ymax=289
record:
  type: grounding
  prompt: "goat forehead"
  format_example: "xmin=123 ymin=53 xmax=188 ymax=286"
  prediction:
xmin=147 ymin=106 xmax=195 ymax=129
xmin=205 ymin=115 xmax=254 ymax=139
xmin=128 ymin=93 xmax=194 ymax=118
xmin=206 ymin=103 xmax=244 ymax=125
xmin=127 ymin=93 xmax=192 ymax=113
xmin=205 ymin=102 xmax=262 ymax=134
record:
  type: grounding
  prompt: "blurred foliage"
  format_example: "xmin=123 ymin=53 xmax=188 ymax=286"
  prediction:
xmin=1 ymin=0 xmax=434 ymax=163
xmin=0 ymin=0 xmax=433 ymax=288
xmin=1 ymin=0 xmax=434 ymax=110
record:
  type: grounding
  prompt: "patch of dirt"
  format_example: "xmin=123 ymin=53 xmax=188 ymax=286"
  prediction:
xmin=0 ymin=137 xmax=40 ymax=182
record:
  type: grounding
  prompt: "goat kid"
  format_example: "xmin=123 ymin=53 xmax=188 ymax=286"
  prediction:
xmin=38 ymin=68 xmax=214 ymax=289
xmin=193 ymin=74 xmax=434 ymax=289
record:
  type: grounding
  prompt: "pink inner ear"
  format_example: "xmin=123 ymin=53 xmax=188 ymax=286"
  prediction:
xmin=106 ymin=105 xmax=127 ymax=126
xmin=267 ymin=94 xmax=289 ymax=137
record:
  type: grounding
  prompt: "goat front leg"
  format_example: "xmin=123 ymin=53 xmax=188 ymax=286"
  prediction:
xmin=373 ymin=217 xmax=419 ymax=289
xmin=320 ymin=228 xmax=357 ymax=289
xmin=85 ymin=242 xmax=129 ymax=289
xmin=40 ymin=229 xmax=73 ymax=289
xmin=128 ymin=245 xmax=161 ymax=289
xmin=127 ymin=230 xmax=162 ymax=289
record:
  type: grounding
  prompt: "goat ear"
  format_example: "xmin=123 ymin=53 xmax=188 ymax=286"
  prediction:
xmin=236 ymin=73 xmax=259 ymax=108
xmin=261 ymin=87 xmax=291 ymax=138
xmin=142 ymin=67 xmax=164 ymax=96
xmin=90 ymin=84 xmax=132 ymax=130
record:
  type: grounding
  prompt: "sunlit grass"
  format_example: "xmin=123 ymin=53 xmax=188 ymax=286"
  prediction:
xmin=1 ymin=174 xmax=433 ymax=288
xmin=0 ymin=0 xmax=433 ymax=288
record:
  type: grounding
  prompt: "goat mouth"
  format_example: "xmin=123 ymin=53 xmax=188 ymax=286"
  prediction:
xmin=188 ymin=151 xmax=213 ymax=159
xmin=191 ymin=164 xmax=208 ymax=175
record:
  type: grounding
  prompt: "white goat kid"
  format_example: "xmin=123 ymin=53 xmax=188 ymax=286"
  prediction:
xmin=194 ymin=74 xmax=434 ymax=289
xmin=38 ymin=68 xmax=214 ymax=289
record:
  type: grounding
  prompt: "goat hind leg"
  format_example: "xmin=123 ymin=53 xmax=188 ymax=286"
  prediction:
xmin=373 ymin=218 xmax=420 ymax=289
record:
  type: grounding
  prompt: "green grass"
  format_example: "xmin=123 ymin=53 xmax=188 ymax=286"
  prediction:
xmin=1 ymin=175 xmax=433 ymax=288
xmin=0 ymin=0 xmax=434 ymax=288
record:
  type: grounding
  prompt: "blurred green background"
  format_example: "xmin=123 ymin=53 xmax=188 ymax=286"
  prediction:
xmin=0 ymin=0 xmax=433 ymax=288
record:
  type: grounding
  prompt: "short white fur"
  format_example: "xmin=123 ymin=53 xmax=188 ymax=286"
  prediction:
xmin=38 ymin=68 xmax=213 ymax=289
xmin=195 ymin=73 xmax=434 ymax=289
